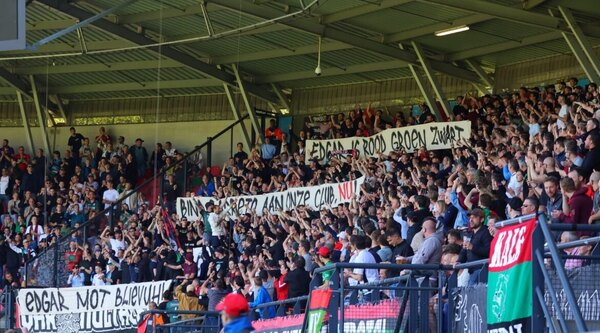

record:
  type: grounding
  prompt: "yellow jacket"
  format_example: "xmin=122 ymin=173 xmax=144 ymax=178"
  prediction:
xmin=174 ymin=285 xmax=205 ymax=320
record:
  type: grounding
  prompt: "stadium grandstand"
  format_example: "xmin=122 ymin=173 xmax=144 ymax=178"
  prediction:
xmin=0 ymin=0 xmax=600 ymax=332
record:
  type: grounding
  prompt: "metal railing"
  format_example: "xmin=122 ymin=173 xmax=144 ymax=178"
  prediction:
xmin=311 ymin=262 xmax=453 ymax=333
xmin=12 ymin=214 xmax=600 ymax=332
xmin=138 ymin=310 xmax=222 ymax=333
xmin=251 ymin=295 xmax=309 ymax=318
xmin=0 ymin=287 xmax=17 ymax=330
xmin=535 ymin=213 xmax=600 ymax=332
xmin=143 ymin=294 xmax=308 ymax=333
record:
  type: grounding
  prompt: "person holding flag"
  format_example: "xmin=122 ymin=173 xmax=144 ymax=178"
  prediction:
xmin=161 ymin=208 xmax=182 ymax=252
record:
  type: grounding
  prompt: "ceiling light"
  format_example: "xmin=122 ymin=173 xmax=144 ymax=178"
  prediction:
xmin=434 ymin=25 xmax=470 ymax=37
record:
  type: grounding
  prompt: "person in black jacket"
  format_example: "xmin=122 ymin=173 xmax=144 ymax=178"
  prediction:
xmin=20 ymin=165 xmax=38 ymax=195
xmin=581 ymin=131 xmax=600 ymax=179
xmin=5 ymin=236 xmax=22 ymax=283
xmin=284 ymin=256 xmax=310 ymax=299
xmin=0 ymin=236 xmax=7 ymax=288
xmin=385 ymin=227 xmax=414 ymax=277
xmin=459 ymin=208 xmax=493 ymax=285
xmin=154 ymin=249 xmax=169 ymax=281
xmin=405 ymin=195 xmax=433 ymax=244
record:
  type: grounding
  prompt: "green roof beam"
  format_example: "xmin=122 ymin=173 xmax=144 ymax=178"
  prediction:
xmin=445 ymin=31 xmax=562 ymax=61
xmin=559 ymin=6 xmax=600 ymax=80
xmin=211 ymin=0 xmax=481 ymax=83
xmin=412 ymin=42 xmax=451 ymax=119
xmin=117 ymin=2 xmax=222 ymax=24
xmin=320 ymin=0 xmax=413 ymax=24
xmin=254 ymin=60 xmax=408 ymax=83
xmin=50 ymin=78 xmax=222 ymax=94
xmin=419 ymin=0 xmax=561 ymax=30
xmin=12 ymin=59 xmax=184 ymax=75
xmin=400 ymin=43 xmax=439 ymax=120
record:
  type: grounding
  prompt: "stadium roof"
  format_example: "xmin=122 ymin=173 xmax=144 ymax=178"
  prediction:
xmin=0 ymin=0 xmax=599 ymax=104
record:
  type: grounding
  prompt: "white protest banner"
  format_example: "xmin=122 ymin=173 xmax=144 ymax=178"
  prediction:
xmin=16 ymin=280 xmax=171 ymax=333
xmin=177 ymin=176 xmax=365 ymax=220
xmin=305 ymin=120 xmax=471 ymax=162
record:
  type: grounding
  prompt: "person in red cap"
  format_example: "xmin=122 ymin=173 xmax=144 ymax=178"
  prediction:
xmin=216 ymin=293 xmax=254 ymax=333
xmin=315 ymin=246 xmax=334 ymax=288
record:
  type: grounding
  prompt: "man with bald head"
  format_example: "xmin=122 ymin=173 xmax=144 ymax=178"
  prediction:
xmin=399 ymin=217 xmax=442 ymax=266
xmin=542 ymin=157 xmax=561 ymax=178
xmin=527 ymin=156 xmax=560 ymax=185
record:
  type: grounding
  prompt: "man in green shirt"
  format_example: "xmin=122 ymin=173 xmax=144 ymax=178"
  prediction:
xmin=316 ymin=246 xmax=334 ymax=288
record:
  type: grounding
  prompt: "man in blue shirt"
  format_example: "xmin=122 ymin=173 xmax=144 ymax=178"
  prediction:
xmin=249 ymin=277 xmax=275 ymax=319
xmin=261 ymin=137 xmax=276 ymax=162
xmin=68 ymin=265 xmax=85 ymax=287
xmin=449 ymin=178 xmax=469 ymax=229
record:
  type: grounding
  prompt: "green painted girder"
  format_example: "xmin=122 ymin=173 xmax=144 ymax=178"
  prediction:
xmin=254 ymin=60 xmax=408 ymax=83
xmin=50 ymin=78 xmax=222 ymax=94
xmin=211 ymin=0 xmax=482 ymax=84
xmin=419 ymin=0 xmax=561 ymax=30
xmin=117 ymin=2 xmax=222 ymax=24
xmin=446 ymin=31 xmax=562 ymax=61
xmin=320 ymin=0 xmax=414 ymax=24
xmin=36 ymin=0 xmax=280 ymax=104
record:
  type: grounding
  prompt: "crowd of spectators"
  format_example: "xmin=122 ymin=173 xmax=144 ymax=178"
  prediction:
xmin=0 ymin=126 xmax=198 ymax=288
xmin=2 ymin=78 xmax=600 ymax=329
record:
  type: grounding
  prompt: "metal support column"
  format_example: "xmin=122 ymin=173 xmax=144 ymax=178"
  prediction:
xmin=29 ymin=76 xmax=51 ymax=155
xmin=471 ymin=83 xmax=487 ymax=96
xmin=267 ymin=102 xmax=279 ymax=115
xmin=464 ymin=59 xmax=495 ymax=90
xmin=206 ymin=137 xmax=213 ymax=169
xmin=50 ymin=94 xmax=69 ymax=123
xmin=412 ymin=42 xmax=452 ymax=119
xmin=29 ymin=0 xmax=139 ymax=50
xmin=232 ymin=64 xmax=263 ymax=143
xmin=16 ymin=92 xmax=35 ymax=154
xmin=400 ymin=44 xmax=439 ymax=119
xmin=270 ymin=83 xmax=291 ymax=112
xmin=550 ymin=9 xmax=600 ymax=83
xmin=223 ymin=83 xmax=251 ymax=149
xmin=560 ymin=31 xmax=600 ymax=83
xmin=559 ymin=6 xmax=600 ymax=81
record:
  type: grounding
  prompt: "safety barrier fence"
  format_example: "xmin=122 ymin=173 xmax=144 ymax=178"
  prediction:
xmin=6 ymin=216 xmax=600 ymax=332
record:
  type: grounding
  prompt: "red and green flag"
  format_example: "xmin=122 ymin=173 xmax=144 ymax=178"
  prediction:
xmin=487 ymin=217 xmax=536 ymax=332
xmin=306 ymin=289 xmax=332 ymax=333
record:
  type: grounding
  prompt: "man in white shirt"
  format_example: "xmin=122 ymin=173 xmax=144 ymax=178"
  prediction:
xmin=109 ymin=230 xmax=127 ymax=252
xmin=506 ymin=160 xmax=521 ymax=199
xmin=102 ymin=180 xmax=119 ymax=210
xmin=0 ymin=168 xmax=11 ymax=210
xmin=164 ymin=141 xmax=177 ymax=158
xmin=557 ymin=94 xmax=569 ymax=130
xmin=392 ymin=197 xmax=409 ymax=240
xmin=92 ymin=265 xmax=107 ymax=286
xmin=207 ymin=202 xmax=234 ymax=247
xmin=345 ymin=235 xmax=379 ymax=286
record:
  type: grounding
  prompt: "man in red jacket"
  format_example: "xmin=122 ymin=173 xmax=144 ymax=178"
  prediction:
xmin=274 ymin=262 xmax=289 ymax=301
xmin=553 ymin=177 xmax=593 ymax=230
xmin=265 ymin=119 xmax=283 ymax=141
